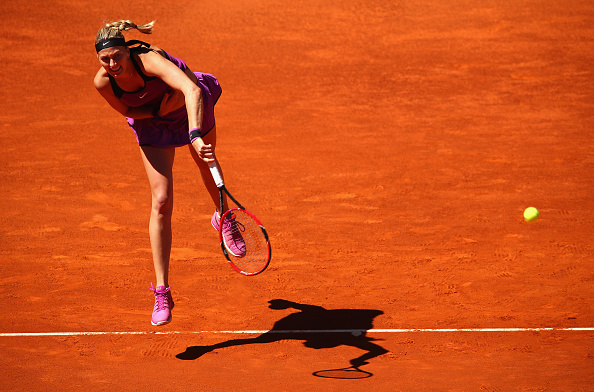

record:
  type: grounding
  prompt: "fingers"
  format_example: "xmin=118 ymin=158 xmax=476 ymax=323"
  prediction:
xmin=191 ymin=138 xmax=215 ymax=163
xmin=198 ymin=143 xmax=215 ymax=163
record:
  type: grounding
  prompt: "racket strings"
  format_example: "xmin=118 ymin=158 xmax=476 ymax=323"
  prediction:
xmin=221 ymin=210 xmax=269 ymax=274
xmin=231 ymin=219 xmax=245 ymax=233
xmin=313 ymin=367 xmax=373 ymax=379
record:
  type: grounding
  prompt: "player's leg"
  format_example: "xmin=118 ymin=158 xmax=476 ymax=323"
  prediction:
xmin=139 ymin=145 xmax=176 ymax=325
xmin=140 ymin=145 xmax=175 ymax=287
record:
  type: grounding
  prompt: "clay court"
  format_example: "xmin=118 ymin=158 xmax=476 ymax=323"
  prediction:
xmin=1 ymin=0 xmax=593 ymax=390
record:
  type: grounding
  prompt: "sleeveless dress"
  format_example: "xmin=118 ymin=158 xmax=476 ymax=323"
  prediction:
xmin=108 ymin=45 xmax=221 ymax=147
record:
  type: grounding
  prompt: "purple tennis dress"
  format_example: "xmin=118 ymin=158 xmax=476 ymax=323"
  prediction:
xmin=108 ymin=48 xmax=221 ymax=147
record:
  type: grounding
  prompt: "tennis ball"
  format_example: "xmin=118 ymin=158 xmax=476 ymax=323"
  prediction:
xmin=523 ymin=207 xmax=540 ymax=222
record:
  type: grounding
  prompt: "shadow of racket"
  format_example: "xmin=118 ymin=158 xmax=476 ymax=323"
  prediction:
xmin=313 ymin=365 xmax=373 ymax=379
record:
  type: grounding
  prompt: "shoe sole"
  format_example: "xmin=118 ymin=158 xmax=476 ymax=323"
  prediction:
xmin=223 ymin=236 xmax=246 ymax=257
xmin=151 ymin=315 xmax=172 ymax=326
xmin=151 ymin=301 xmax=174 ymax=326
xmin=212 ymin=212 xmax=220 ymax=231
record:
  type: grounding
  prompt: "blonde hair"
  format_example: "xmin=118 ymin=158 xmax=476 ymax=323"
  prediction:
xmin=95 ymin=20 xmax=155 ymax=44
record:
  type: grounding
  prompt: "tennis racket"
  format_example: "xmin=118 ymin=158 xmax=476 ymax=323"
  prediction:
xmin=313 ymin=365 xmax=373 ymax=379
xmin=208 ymin=161 xmax=271 ymax=276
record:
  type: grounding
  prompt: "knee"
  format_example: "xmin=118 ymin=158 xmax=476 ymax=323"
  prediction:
xmin=152 ymin=190 xmax=173 ymax=216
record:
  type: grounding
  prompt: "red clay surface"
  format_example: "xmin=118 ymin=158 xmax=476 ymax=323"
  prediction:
xmin=1 ymin=0 xmax=593 ymax=390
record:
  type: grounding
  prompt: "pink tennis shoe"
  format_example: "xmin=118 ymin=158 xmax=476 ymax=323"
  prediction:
xmin=149 ymin=283 xmax=174 ymax=326
xmin=211 ymin=211 xmax=221 ymax=231
xmin=211 ymin=211 xmax=246 ymax=257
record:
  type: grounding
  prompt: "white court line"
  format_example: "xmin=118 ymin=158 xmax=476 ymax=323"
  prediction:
xmin=0 ymin=328 xmax=592 ymax=337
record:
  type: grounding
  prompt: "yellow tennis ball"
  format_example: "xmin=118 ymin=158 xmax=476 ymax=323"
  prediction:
xmin=524 ymin=207 xmax=540 ymax=222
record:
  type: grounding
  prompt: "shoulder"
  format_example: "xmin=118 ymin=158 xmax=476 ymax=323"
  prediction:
xmin=135 ymin=46 xmax=167 ymax=65
xmin=93 ymin=68 xmax=110 ymax=90
xmin=135 ymin=47 xmax=177 ymax=77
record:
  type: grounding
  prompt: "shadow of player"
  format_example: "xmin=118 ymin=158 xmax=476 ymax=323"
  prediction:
xmin=176 ymin=299 xmax=388 ymax=368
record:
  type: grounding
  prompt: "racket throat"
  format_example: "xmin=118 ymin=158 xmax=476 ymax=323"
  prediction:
xmin=218 ymin=188 xmax=226 ymax=217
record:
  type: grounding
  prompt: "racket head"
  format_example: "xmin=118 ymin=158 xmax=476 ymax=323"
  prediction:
xmin=219 ymin=207 xmax=271 ymax=276
xmin=313 ymin=366 xmax=373 ymax=379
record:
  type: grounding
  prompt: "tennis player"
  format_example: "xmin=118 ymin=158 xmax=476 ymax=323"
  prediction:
xmin=94 ymin=19 xmax=241 ymax=326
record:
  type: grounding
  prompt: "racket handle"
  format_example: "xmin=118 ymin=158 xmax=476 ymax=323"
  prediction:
xmin=208 ymin=161 xmax=225 ymax=188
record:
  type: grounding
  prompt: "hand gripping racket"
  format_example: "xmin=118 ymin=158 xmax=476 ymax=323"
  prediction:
xmin=208 ymin=161 xmax=271 ymax=276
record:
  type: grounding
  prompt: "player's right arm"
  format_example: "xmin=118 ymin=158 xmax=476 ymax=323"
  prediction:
xmin=93 ymin=69 xmax=156 ymax=119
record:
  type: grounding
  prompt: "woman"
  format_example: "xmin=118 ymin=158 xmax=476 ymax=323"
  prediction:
xmin=94 ymin=20 xmax=235 ymax=326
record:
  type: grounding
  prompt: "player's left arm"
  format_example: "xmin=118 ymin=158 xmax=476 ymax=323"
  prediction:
xmin=139 ymin=51 xmax=212 ymax=160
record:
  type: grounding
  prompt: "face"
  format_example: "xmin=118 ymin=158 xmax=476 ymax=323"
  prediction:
xmin=97 ymin=46 xmax=130 ymax=77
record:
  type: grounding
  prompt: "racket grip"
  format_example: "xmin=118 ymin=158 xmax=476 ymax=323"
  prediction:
xmin=208 ymin=161 xmax=225 ymax=188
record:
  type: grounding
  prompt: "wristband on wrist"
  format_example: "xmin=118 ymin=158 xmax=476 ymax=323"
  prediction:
xmin=189 ymin=128 xmax=202 ymax=143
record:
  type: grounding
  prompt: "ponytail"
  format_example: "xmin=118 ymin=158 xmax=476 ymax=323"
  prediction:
xmin=95 ymin=19 xmax=156 ymax=45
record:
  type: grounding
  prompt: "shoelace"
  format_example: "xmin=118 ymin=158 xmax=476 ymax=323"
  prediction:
xmin=150 ymin=284 xmax=171 ymax=311
xmin=154 ymin=292 xmax=171 ymax=311
xmin=224 ymin=219 xmax=245 ymax=242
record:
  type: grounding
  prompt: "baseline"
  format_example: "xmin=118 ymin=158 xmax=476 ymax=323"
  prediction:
xmin=1 ymin=327 xmax=592 ymax=337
